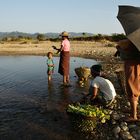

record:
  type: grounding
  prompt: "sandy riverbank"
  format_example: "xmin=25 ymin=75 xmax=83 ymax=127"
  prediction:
xmin=0 ymin=40 xmax=116 ymax=59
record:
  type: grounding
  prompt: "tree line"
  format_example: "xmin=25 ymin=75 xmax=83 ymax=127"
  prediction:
xmin=1 ymin=33 xmax=126 ymax=42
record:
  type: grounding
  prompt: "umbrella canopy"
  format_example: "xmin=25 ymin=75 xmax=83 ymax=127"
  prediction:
xmin=117 ymin=5 xmax=140 ymax=51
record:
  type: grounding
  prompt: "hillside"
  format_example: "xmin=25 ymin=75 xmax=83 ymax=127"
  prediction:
xmin=0 ymin=31 xmax=94 ymax=39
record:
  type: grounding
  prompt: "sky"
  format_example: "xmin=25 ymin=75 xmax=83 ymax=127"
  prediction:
xmin=0 ymin=0 xmax=140 ymax=34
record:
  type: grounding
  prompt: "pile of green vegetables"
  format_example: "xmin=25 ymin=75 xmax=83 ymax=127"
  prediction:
xmin=67 ymin=104 xmax=111 ymax=123
xmin=67 ymin=104 xmax=111 ymax=132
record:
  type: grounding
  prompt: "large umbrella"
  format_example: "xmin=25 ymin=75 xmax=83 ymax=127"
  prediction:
xmin=117 ymin=5 xmax=140 ymax=51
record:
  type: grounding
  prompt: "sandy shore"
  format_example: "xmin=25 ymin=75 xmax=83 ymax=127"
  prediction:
xmin=0 ymin=40 xmax=116 ymax=59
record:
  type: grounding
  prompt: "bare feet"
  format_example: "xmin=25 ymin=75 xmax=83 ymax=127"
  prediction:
xmin=123 ymin=116 xmax=140 ymax=122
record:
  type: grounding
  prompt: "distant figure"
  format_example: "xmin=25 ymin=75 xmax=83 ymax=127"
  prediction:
xmin=81 ymin=64 xmax=116 ymax=107
xmin=47 ymin=52 xmax=54 ymax=83
xmin=52 ymin=31 xmax=71 ymax=86
xmin=117 ymin=39 xmax=140 ymax=122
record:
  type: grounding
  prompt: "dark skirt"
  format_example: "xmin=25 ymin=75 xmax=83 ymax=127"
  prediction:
xmin=58 ymin=51 xmax=70 ymax=76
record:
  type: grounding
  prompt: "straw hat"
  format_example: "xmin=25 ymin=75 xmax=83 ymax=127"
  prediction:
xmin=60 ymin=31 xmax=69 ymax=37
xmin=118 ymin=39 xmax=133 ymax=48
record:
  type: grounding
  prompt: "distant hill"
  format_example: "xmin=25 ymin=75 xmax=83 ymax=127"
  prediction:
xmin=0 ymin=31 xmax=94 ymax=39
xmin=0 ymin=31 xmax=34 ymax=39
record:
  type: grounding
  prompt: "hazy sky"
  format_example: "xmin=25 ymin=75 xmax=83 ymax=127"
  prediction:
xmin=0 ymin=0 xmax=139 ymax=34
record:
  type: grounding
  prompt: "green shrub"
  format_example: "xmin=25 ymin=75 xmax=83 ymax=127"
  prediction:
xmin=111 ymin=33 xmax=126 ymax=41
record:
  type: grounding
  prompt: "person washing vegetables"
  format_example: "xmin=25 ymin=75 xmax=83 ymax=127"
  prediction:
xmin=81 ymin=64 xmax=116 ymax=107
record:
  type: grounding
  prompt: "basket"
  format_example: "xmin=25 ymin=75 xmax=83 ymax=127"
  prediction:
xmin=67 ymin=112 xmax=97 ymax=132
xmin=67 ymin=111 xmax=96 ymax=120
xmin=75 ymin=67 xmax=91 ymax=81
xmin=115 ymin=66 xmax=127 ymax=94
xmin=66 ymin=104 xmax=110 ymax=133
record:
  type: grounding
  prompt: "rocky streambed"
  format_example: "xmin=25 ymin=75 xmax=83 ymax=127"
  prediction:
xmin=90 ymin=57 xmax=140 ymax=140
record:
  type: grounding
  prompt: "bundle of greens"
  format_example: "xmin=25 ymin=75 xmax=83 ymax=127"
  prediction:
xmin=67 ymin=104 xmax=111 ymax=123
xmin=67 ymin=104 xmax=112 ymax=132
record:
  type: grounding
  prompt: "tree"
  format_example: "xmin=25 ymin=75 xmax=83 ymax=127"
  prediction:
xmin=111 ymin=33 xmax=126 ymax=41
xmin=36 ymin=34 xmax=46 ymax=41
xmin=82 ymin=32 xmax=86 ymax=37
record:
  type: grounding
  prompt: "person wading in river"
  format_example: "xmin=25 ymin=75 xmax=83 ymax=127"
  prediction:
xmin=52 ymin=31 xmax=71 ymax=86
xmin=47 ymin=52 xmax=54 ymax=83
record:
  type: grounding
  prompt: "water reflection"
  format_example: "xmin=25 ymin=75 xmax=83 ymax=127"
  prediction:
xmin=48 ymin=81 xmax=54 ymax=93
xmin=0 ymin=56 xmax=97 ymax=140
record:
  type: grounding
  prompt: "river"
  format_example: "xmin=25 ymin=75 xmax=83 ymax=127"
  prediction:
xmin=0 ymin=56 xmax=97 ymax=140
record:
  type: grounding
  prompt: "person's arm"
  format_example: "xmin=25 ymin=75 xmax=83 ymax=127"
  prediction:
xmin=52 ymin=44 xmax=63 ymax=54
xmin=90 ymin=87 xmax=98 ymax=101
xmin=52 ymin=46 xmax=60 ymax=50
xmin=48 ymin=64 xmax=54 ymax=67
xmin=47 ymin=59 xmax=49 ymax=66
xmin=81 ymin=92 xmax=90 ymax=100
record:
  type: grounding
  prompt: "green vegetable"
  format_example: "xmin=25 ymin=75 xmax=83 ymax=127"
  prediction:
xmin=67 ymin=104 xmax=110 ymax=120
xmin=67 ymin=104 xmax=111 ymax=133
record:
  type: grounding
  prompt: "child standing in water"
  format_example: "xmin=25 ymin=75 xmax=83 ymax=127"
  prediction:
xmin=47 ymin=52 xmax=54 ymax=82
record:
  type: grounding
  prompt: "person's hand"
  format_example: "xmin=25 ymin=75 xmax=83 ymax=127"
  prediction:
xmin=56 ymin=49 xmax=61 ymax=54
xmin=52 ymin=46 xmax=57 ymax=50
xmin=90 ymin=96 xmax=96 ymax=102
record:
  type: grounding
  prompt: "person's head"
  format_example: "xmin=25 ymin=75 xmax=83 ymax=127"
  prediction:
xmin=90 ymin=64 xmax=102 ymax=77
xmin=60 ymin=31 xmax=69 ymax=40
xmin=47 ymin=52 xmax=53 ymax=59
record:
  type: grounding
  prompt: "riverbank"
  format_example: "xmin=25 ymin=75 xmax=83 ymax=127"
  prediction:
xmin=0 ymin=40 xmax=116 ymax=58
xmin=1 ymin=40 xmax=139 ymax=140
xmin=0 ymin=40 xmax=121 ymax=83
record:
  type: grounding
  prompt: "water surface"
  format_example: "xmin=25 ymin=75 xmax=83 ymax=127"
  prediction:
xmin=0 ymin=56 xmax=97 ymax=140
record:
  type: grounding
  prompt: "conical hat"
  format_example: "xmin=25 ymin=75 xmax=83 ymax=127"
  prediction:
xmin=60 ymin=31 xmax=69 ymax=37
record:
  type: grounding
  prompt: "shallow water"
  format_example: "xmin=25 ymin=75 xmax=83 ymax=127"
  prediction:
xmin=0 ymin=56 xmax=97 ymax=140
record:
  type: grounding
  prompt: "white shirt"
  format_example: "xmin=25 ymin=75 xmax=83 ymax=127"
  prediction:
xmin=91 ymin=76 xmax=116 ymax=101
